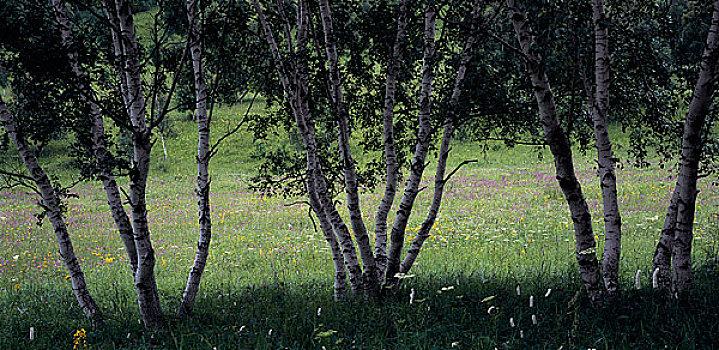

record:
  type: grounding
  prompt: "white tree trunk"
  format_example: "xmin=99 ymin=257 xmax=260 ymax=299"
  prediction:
xmin=652 ymin=187 xmax=679 ymax=290
xmin=106 ymin=0 xmax=165 ymax=328
xmin=508 ymin=0 xmax=602 ymax=298
xmin=671 ymin=0 xmax=719 ymax=292
xmin=590 ymin=0 xmax=622 ymax=294
xmin=0 ymin=98 xmax=103 ymax=322
xmin=385 ymin=0 xmax=437 ymax=286
xmin=178 ymin=0 xmax=213 ymax=318
xmin=318 ymin=0 xmax=380 ymax=296
xmin=374 ymin=0 xmax=408 ymax=277
xmin=50 ymin=0 xmax=138 ymax=278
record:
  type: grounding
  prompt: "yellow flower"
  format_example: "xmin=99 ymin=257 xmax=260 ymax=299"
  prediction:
xmin=520 ymin=249 xmax=526 ymax=255
xmin=14 ymin=283 xmax=19 ymax=291
xmin=104 ymin=257 xmax=115 ymax=263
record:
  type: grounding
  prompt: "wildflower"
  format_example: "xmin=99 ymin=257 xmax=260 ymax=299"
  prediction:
xmin=409 ymin=288 xmax=415 ymax=305
xmin=104 ymin=257 xmax=114 ymax=263
xmin=317 ymin=307 xmax=321 ymax=317
xmin=544 ymin=288 xmax=552 ymax=297
xmin=14 ymin=283 xmax=19 ymax=291
xmin=529 ymin=295 xmax=534 ymax=308
xmin=532 ymin=314 xmax=537 ymax=325
xmin=268 ymin=329 xmax=272 ymax=336
xmin=510 ymin=317 xmax=515 ymax=328
xmin=72 ymin=329 xmax=87 ymax=350
xmin=635 ymin=270 xmax=642 ymax=289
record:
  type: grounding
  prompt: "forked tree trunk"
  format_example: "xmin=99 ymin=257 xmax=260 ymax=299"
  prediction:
xmin=318 ymin=0 xmax=380 ymax=295
xmin=400 ymin=0 xmax=481 ymax=274
xmin=0 ymin=98 xmax=103 ymax=323
xmin=385 ymin=0 xmax=437 ymax=286
xmin=50 ymin=0 xmax=138 ymax=278
xmin=106 ymin=0 xmax=165 ymax=328
xmin=508 ymin=0 xmax=602 ymax=298
xmin=374 ymin=0 xmax=408 ymax=277
xmin=590 ymin=0 xmax=622 ymax=294
xmin=252 ymin=0 xmax=362 ymax=293
xmin=671 ymin=0 xmax=719 ymax=292
xmin=178 ymin=0 xmax=212 ymax=318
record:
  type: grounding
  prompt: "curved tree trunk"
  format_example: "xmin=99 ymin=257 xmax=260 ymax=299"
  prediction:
xmin=590 ymin=0 xmax=622 ymax=294
xmin=652 ymin=187 xmax=679 ymax=290
xmin=50 ymin=0 xmax=138 ymax=278
xmin=671 ymin=0 xmax=719 ymax=292
xmin=508 ymin=0 xmax=602 ymax=299
xmin=178 ymin=0 xmax=212 ymax=318
xmin=385 ymin=0 xmax=437 ymax=287
xmin=0 ymin=98 xmax=103 ymax=323
xmin=374 ymin=0 xmax=408 ymax=278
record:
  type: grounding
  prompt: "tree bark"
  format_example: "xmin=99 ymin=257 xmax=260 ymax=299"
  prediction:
xmin=508 ymin=0 xmax=602 ymax=298
xmin=252 ymin=0 xmax=363 ymax=293
xmin=374 ymin=0 xmax=408 ymax=277
xmin=0 ymin=97 xmax=103 ymax=323
xmin=400 ymin=0 xmax=481 ymax=274
xmin=50 ymin=0 xmax=138 ymax=278
xmin=590 ymin=0 xmax=622 ymax=294
xmin=178 ymin=0 xmax=212 ymax=318
xmin=318 ymin=0 xmax=379 ymax=296
xmin=385 ymin=0 xmax=437 ymax=286
xmin=671 ymin=0 xmax=719 ymax=292
xmin=653 ymin=187 xmax=679 ymax=290
xmin=106 ymin=0 xmax=166 ymax=328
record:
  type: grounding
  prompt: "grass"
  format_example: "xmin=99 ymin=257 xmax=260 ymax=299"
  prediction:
xmin=1 ymin=106 xmax=719 ymax=349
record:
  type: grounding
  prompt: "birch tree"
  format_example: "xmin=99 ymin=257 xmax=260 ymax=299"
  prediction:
xmin=653 ymin=0 xmax=719 ymax=293
xmin=507 ymin=0 xmax=602 ymax=298
xmin=0 ymin=96 xmax=103 ymax=323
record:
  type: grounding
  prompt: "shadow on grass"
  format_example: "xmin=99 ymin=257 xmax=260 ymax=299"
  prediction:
xmin=1 ymin=264 xmax=719 ymax=349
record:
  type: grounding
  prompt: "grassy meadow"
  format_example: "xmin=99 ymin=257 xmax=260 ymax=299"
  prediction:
xmin=1 ymin=105 xmax=719 ymax=349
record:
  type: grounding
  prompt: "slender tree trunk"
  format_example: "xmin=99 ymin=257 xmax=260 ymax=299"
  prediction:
xmin=671 ymin=0 xmax=719 ymax=292
xmin=178 ymin=0 xmax=212 ymax=318
xmin=106 ymin=0 xmax=165 ymax=328
xmin=0 ymin=98 xmax=103 ymax=322
xmin=252 ymin=0 xmax=363 ymax=292
xmin=385 ymin=0 xmax=437 ymax=286
xmin=318 ymin=0 xmax=379 ymax=296
xmin=653 ymin=187 xmax=679 ymax=290
xmin=400 ymin=0 xmax=481 ymax=273
xmin=590 ymin=0 xmax=622 ymax=294
xmin=374 ymin=0 xmax=408 ymax=277
xmin=508 ymin=0 xmax=602 ymax=298
xmin=50 ymin=0 xmax=138 ymax=278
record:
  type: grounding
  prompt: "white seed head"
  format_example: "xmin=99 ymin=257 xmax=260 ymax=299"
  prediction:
xmin=652 ymin=268 xmax=660 ymax=289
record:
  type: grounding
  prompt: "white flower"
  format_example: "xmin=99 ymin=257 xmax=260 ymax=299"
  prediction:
xmin=510 ymin=317 xmax=515 ymax=328
xmin=317 ymin=307 xmax=321 ymax=317
xmin=532 ymin=314 xmax=537 ymax=325
xmin=409 ymin=288 xmax=415 ymax=305
xmin=520 ymin=330 xmax=524 ymax=338
xmin=268 ymin=329 xmax=272 ymax=336
xmin=635 ymin=270 xmax=642 ymax=289
xmin=529 ymin=295 xmax=534 ymax=308
xmin=545 ymin=288 xmax=552 ymax=297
